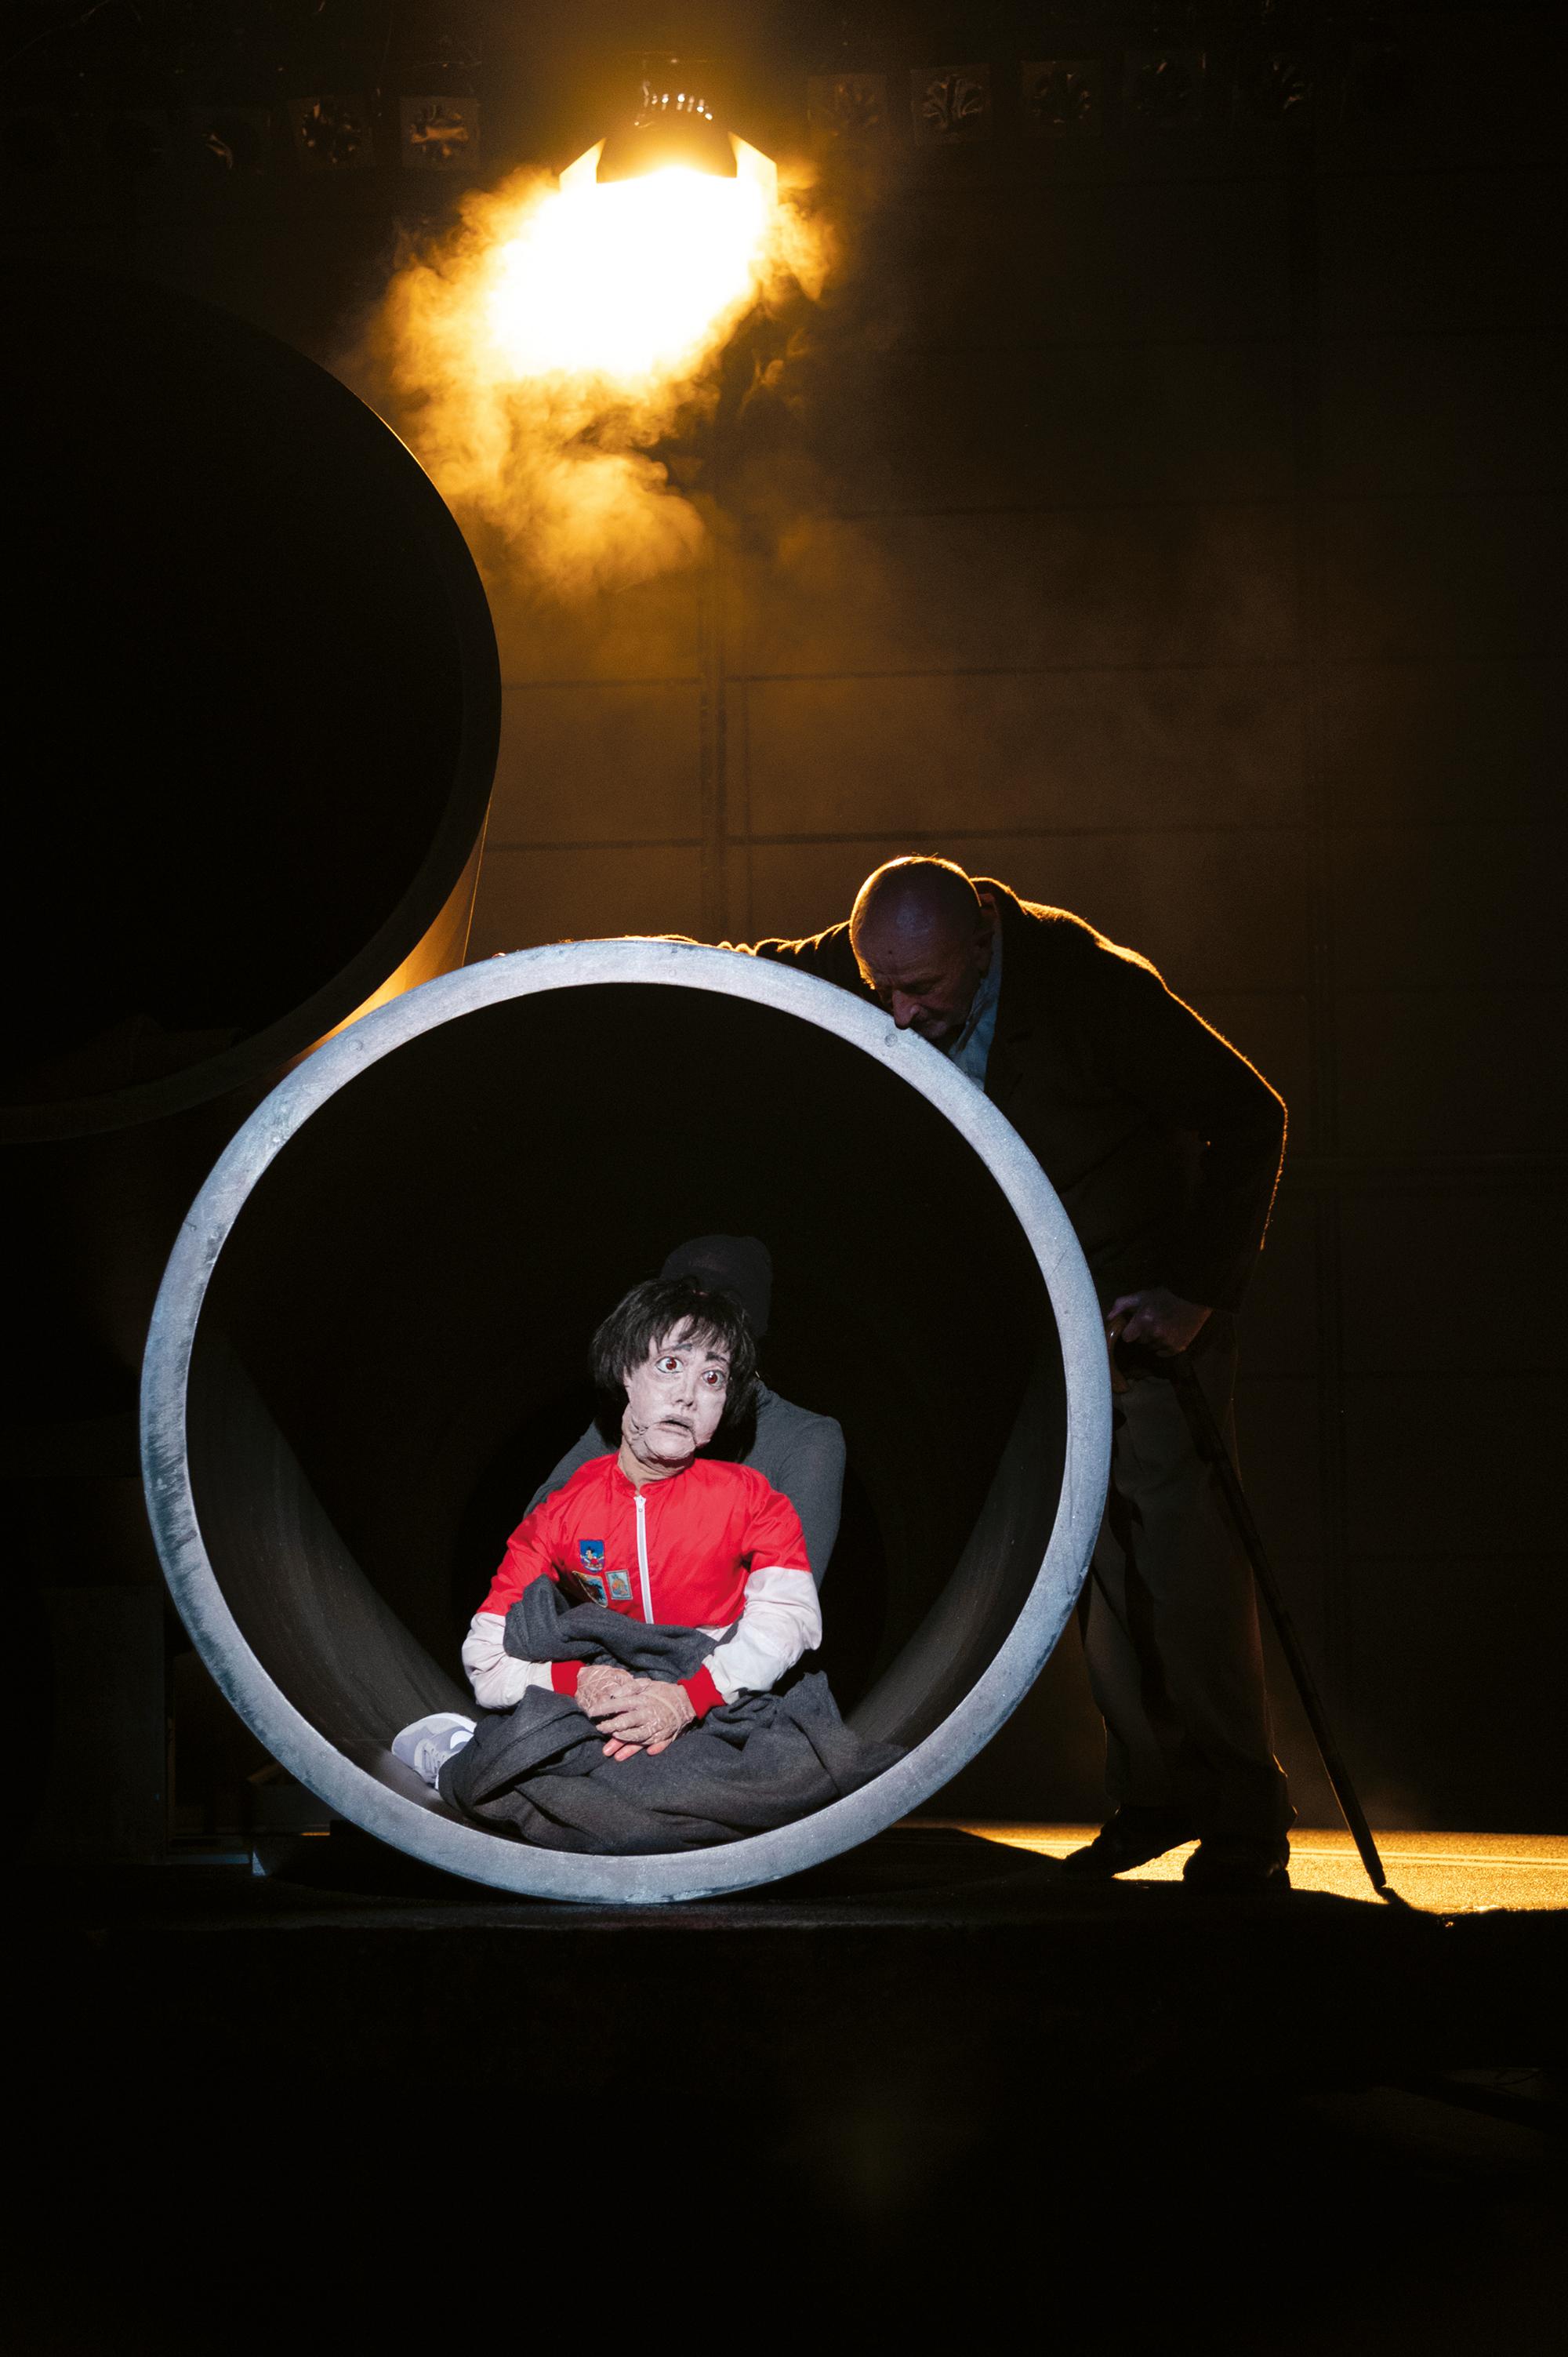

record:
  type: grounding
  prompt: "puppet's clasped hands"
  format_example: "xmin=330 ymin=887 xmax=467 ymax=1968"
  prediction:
xmin=586 ymin=1676 xmax=698 ymax=1760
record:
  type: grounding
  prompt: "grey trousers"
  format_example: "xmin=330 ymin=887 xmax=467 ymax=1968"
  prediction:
xmin=1079 ymin=1317 xmax=1292 ymax=1842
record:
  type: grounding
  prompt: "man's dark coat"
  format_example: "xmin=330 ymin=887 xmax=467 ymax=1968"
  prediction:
xmin=749 ymin=880 xmax=1286 ymax=1313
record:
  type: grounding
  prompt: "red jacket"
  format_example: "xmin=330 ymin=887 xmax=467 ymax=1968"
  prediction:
xmin=478 ymin=1454 xmax=813 ymax=1719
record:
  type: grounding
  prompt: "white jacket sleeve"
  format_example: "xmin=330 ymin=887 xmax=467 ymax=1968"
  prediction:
xmin=702 ymin=1567 xmax=822 ymax=1704
xmin=461 ymin=1611 xmax=555 ymax=1711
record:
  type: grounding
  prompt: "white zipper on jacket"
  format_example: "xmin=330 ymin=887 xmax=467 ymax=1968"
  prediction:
xmin=633 ymin=1491 xmax=654 ymax=1622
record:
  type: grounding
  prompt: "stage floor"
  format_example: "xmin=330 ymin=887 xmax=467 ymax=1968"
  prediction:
xmin=943 ymin=1821 xmax=1568 ymax=1912
xmin=16 ymin=1822 xmax=1565 ymax=2355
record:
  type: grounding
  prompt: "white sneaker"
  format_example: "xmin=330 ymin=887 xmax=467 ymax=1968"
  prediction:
xmin=391 ymin=1712 xmax=476 ymax=1788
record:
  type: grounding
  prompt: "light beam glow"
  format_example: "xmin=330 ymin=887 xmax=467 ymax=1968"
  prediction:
xmin=488 ymin=140 xmax=778 ymax=387
xmin=372 ymin=136 xmax=817 ymax=595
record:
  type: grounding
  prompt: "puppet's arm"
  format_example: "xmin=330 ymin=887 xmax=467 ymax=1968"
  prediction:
xmin=692 ymin=1566 xmax=822 ymax=1713
xmin=460 ymin=1611 xmax=554 ymax=1709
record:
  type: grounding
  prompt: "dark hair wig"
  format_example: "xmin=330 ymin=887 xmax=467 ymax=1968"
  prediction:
xmin=590 ymin=1275 xmax=758 ymax=1439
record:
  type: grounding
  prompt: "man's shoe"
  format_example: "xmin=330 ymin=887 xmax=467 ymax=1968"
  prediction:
xmin=1181 ymin=1836 xmax=1291 ymax=1894
xmin=1060 ymin=1806 xmax=1199 ymax=1879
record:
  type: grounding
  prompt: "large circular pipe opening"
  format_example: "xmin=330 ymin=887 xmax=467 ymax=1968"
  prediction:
xmin=2 ymin=264 xmax=498 ymax=1144
xmin=143 ymin=945 xmax=1110 ymax=1901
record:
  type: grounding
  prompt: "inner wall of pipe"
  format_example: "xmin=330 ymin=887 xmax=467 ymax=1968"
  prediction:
xmin=2 ymin=264 xmax=472 ymax=1112
xmin=187 ymin=984 xmax=1067 ymax=1787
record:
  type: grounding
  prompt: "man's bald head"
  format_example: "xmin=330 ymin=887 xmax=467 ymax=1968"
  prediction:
xmin=850 ymin=857 xmax=982 ymax=947
xmin=848 ymin=858 xmax=995 ymax=1048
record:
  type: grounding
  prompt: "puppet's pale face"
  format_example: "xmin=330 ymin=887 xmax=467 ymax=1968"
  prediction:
xmin=621 ymin=1321 xmax=730 ymax=1470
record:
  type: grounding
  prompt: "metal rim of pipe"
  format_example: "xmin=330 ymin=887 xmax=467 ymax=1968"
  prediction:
xmin=140 ymin=940 xmax=1112 ymax=1904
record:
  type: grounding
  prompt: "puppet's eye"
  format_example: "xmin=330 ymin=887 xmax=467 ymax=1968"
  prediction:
xmin=656 ymin=1354 xmax=681 ymax=1375
xmin=701 ymin=1367 xmax=727 ymax=1388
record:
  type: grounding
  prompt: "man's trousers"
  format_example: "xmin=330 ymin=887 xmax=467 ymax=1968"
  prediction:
xmin=1079 ymin=1316 xmax=1292 ymax=1841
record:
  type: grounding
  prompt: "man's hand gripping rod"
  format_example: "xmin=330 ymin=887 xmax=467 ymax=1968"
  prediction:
xmin=1123 ymin=1342 xmax=1391 ymax=1899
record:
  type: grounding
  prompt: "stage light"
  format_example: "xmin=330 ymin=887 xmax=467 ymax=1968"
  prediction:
xmin=401 ymin=96 xmax=480 ymax=171
xmin=492 ymin=56 xmax=779 ymax=388
xmin=1022 ymin=60 xmax=1102 ymax=137
xmin=377 ymin=62 xmax=813 ymax=590
xmin=484 ymin=130 xmax=778 ymax=388
xmin=596 ymin=60 xmax=735 ymax=182
xmin=289 ymin=95 xmax=375 ymax=173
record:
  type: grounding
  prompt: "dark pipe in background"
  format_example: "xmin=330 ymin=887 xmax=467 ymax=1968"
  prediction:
xmin=2 ymin=264 xmax=500 ymax=1858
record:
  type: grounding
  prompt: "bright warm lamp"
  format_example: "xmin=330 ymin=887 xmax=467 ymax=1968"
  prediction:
xmin=484 ymin=136 xmax=779 ymax=389
xmin=595 ymin=70 xmax=736 ymax=181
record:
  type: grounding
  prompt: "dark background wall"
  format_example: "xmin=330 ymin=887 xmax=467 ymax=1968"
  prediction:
xmin=8 ymin=2 xmax=1563 ymax=1831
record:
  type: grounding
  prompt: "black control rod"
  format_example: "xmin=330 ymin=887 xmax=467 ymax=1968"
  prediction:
xmin=1158 ymin=1349 xmax=1391 ymax=1898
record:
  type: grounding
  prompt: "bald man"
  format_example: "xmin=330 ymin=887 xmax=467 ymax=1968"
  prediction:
xmin=737 ymin=859 xmax=1291 ymax=1892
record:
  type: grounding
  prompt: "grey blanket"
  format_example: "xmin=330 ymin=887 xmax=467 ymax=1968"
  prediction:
xmin=440 ymin=1580 xmax=902 ymax=1854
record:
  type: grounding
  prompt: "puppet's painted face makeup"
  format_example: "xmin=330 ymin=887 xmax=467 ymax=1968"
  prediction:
xmin=622 ymin=1322 xmax=730 ymax=1469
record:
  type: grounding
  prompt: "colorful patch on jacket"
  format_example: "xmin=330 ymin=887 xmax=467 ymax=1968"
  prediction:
xmin=581 ymin=1574 xmax=608 ymax=1605
xmin=579 ymin=1541 xmax=604 ymax=1571
xmin=608 ymin=1569 xmax=633 ymax=1602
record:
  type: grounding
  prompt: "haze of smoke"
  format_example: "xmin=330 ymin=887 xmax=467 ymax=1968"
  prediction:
xmin=370 ymin=163 xmax=832 ymax=601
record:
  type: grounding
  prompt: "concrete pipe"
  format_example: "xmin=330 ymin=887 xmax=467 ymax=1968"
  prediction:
xmin=143 ymin=942 xmax=1112 ymax=1902
xmin=2 ymin=260 xmax=498 ymax=1439
xmin=2 ymin=262 xmax=497 ymax=1860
